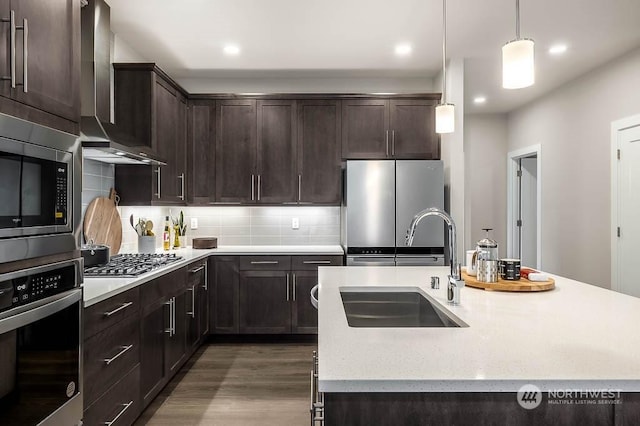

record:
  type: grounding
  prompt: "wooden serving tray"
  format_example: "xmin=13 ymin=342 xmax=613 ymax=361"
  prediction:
xmin=461 ymin=269 xmax=555 ymax=292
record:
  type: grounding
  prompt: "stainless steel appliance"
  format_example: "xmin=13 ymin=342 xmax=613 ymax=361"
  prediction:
xmin=473 ymin=228 xmax=499 ymax=283
xmin=84 ymin=253 xmax=182 ymax=277
xmin=0 ymin=113 xmax=81 ymax=263
xmin=342 ymin=160 xmax=445 ymax=266
xmin=0 ymin=258 xmax=83 ymax=426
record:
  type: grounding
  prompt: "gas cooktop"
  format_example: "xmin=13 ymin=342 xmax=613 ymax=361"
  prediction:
xmin=84 ymin=253 xmax=183 ymax=277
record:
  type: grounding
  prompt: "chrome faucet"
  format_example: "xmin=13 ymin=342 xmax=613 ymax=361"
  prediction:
xmin=406 ymin=207 xmax=465 ymax=305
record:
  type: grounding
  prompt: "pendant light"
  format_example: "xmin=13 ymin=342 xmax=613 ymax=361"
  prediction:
xmin=502 ymin=0 xmax=535 ymax=89
xmin=435 ymin=0 xmax=454 ymax=134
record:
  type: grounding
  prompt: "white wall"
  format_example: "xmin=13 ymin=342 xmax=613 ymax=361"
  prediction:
xmin=464 ymin=114 xmax=508 ymax=253
xmin=508 ymin=46 xmax=640 ymax=288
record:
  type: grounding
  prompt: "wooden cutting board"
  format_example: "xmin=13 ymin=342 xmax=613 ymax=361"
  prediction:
xmin=461 ymin=269 xmax=555 ymax=292
xmin=83 ymin=188 xmax=122 ymax=254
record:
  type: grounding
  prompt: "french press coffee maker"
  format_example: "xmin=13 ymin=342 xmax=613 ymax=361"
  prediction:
xmin=473 ymin=228 xmax=499 ymax=283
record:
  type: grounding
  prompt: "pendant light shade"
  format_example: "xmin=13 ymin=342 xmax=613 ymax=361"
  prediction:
xmin=435 ymin=103 xmax=455 ymax=134
xmin=436 ymin=0 xmax=454 ymax=134
xmin=502 ymin=0 xmax=534 ymax=89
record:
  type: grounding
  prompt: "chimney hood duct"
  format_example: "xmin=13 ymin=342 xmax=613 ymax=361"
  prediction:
xmin=80 ymin=0 xmax=165 ymax=166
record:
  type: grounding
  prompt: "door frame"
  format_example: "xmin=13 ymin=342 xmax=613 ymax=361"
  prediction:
xmin=506 ymin=144 xmax=541 ymax=269
xmin=610 ymin=113 xmax=640 ymax=292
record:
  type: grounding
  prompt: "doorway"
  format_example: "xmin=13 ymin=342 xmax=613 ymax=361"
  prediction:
xmin=507 ymin=145 xmax=541 ymax=269
xmin=611 ymin=114 xmax=640 ymax=296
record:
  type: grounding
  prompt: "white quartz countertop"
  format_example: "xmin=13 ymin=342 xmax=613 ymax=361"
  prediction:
xmin=317 ymin=266 xmax=640 ymax=393
xmin=83 ymin=245 xmax=343 ymax=307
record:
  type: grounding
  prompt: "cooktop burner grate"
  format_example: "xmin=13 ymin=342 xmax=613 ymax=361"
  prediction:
xmin=84 ymin=253 xmax=183 ymax=277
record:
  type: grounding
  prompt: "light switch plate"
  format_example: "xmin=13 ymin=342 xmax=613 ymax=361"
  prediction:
xmin=191 ymin=218 xmax=198 ymax=230
xmin=292 ymin=218 xmax=299 ymax=230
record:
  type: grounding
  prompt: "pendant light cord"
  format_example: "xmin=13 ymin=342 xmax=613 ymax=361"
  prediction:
xmin=441 ymin=0 xmax=447 ymax=104
xmin=516 ymin=0 xmax=520 ymax=39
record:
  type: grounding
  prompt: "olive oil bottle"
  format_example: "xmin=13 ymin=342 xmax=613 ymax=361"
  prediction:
xmin=163 ymin=216 xmax=171 ymax=251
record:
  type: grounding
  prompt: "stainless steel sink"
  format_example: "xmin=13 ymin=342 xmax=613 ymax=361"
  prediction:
xmin=340 ymin=287 xmax=468 ymax=328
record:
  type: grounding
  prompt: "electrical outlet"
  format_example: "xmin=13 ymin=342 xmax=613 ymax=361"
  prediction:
xmin=190 ymin=218 xmax=198 ymax=230
xmin=292 ymin=217 xmax=299 ymax=230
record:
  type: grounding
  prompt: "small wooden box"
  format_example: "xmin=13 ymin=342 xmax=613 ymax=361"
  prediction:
xmin=192 ymin=237 xmax=218 ymax=249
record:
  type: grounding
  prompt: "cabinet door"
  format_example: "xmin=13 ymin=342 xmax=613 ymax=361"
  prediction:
xmin=0 ymin=1 xmax=11 ymax=99
xmin=215 ymin=100 xmax=256 ymax=203
xmin=342 ymin=99 xmax=390 ymax=159
xmin=256 ymin=100 xmax=297 ymax=203
xmin=186 ymin=282 xmax=199 ymax=352
xmin=188 ymin=100 xmax=216 ymax=204
xmin=211 ymin=256 xmax=239 ymax=334
xmin=175 ymin=94 xmax=188 ymax=202
xmin=291 ymin=270 xmax=318 ymax=333
xmin=390 ymin=99 xmax=439 ymax=159
xmin=165 ymin=291 xmax=186 ymax=376
xmin=239 ymin=270 xmax=291 ymax=334
xmin=140 ymin=301 xmax=167 ymax=406
xmin=154 ymin=79 xmax=180 ymax=202
xmin=199 ymin=263 xmax=210 ymax=338
xmin=12 ymin=0 xmax=80 ymax=122
xmin=298 ymin=100 xmax=342 ymax=204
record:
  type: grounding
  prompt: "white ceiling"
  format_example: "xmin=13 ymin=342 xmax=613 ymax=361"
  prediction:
xmin=107 ymin=0 xmax=640 ymax=113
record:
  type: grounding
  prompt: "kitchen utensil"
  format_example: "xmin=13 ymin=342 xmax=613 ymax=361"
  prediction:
xmin=145 ymin=220 xmax=154 ymax=233
xmin=461 ymin=269 xmax=555 ymax=292
xmin=192 ymin=237 xmax=218 ymax=249
xmin=81 ymin=241 xmax=110 ymax=267
xmin=83 ymin=188 xmax=122 ymax=255
xmin=465 ymin=250 xmax=477 ymax=276
xmin=138 ymin=236 xmax=156 ymax=254
xmin=499 ymin=259 xmax=521 ymax=280
xmin=473 ymin=228 xmax=498 ymax=283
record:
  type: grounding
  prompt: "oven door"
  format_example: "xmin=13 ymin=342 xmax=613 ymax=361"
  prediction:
xmin=0 ymin=136 xmax=72 ymax=239
xmin=0 ymin=289 xmax=82 ymax=426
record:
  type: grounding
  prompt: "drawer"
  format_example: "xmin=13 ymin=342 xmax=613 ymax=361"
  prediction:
xmin=187 ymin=261 xmax=207 ymax=287
xmin=84 ymin=287 xmax=140 ymax=339
xmin=141 ymin=266 xmax=187 ymax=304
xmin=240 ymin=256 xmax=291 ymax=271
xmin=291 ymin=255 xmax=344 ymax=271
xmin=84 ymin=314 xmax=140 ymax=408
xmin=84 ymin=364 xmax=141 ymax=426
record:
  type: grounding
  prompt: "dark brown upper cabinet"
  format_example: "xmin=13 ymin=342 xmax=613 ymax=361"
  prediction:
xmin=342 ymin=98 xmax=439 ymax=160
xmin=0 ymin=0 xmax=80 ymax=134
xmin=297 ymin=100 xmax=342 ymax=204
xmin=256 ymin=100 xmax=297 ymax=203
xmin=187 ymin=100 xmax=216 ymax=204
xmin=215 ymin=99 xmax=257 ymax=203
xmin=113 ymin=64 xmax=187 ymax=205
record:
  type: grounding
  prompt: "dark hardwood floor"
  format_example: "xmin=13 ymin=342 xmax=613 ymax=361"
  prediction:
xmin=135 ymin=341 xmax=316 ymax=425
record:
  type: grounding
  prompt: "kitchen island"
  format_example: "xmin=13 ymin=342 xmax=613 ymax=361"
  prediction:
xmin=317 ymin=266 xmax=640 ymax=425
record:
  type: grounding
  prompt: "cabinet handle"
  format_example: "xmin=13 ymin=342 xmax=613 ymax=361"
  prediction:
xmin=103 ymin=302 xmax=133 ymax=317
xmin=385 ymin=130 xmax=389 ymax=157
xmin=178 ymin=173 xmax=185 ymax=201
xmin=391 ymin=130 xmax=395 ymax=156
xmin=19 ymin=17 xmax=26 ymax=92
xmin=286 ymin=273 xmax=290 ymax=301
xmin=187 ymin=285 xmax=195 ymax=318
xmin=164 ymin=298 xmax=175 ymax=336
xmin=298 ymin=174 xmax=302 ymax=202
xmin=257 ymin=175 xmax=261 ymax=201
xmin=293 ymin=273 xmax=296 ymax=301
xmin=103 ymin=345 xmax=133 ymax=365
xmin=1 ymin=11 xmax=15 ymax=87
xmin=250 ymin=260 xmax=278 ymax=265
xmin=171 ymin=297 xmax=176 ymax=336
xmin=251 ymin=174 xmax=255 ymax=201
xmin=103 ymin=400 xmax=134 ymax=426
xmin=155 ymin=167 xmax=161 ymax=199
xmin=303 ymin=260 xmax=331 ymax=265
xmin=203 ymin=263 xmax=208 ymax=290
xmin=189 ymin=266 xmax=205 ymax=274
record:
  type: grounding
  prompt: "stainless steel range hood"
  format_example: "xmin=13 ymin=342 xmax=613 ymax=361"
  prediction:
xmin=80 ymin=0 xmax=165 ymax=166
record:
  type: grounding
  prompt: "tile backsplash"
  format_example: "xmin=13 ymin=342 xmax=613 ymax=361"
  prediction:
xmin=118 ymin=205 xmax=341 ymax=253
xmin=81 ymin=159 xmax=115 ymax=230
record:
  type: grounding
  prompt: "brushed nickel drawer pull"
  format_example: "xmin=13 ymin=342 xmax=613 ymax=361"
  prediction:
xmin=103 ymin=345 xmax=133 ymax=365
xmin=189 ymin=266 xmax=205 ymax=274
xmin=103 ymin=400 xmax=134 ymax=425
xmin=303 ymin=260 xmax=331 ymax=265
xmin=187 ymin=285 xmax=196 ymax=318
xmin=250 ymin=261 xmax=278 ymax=265
xmin=103 ymin=302 xmax=133 ymax=317
xmin=203 ymin=263 xmax=208 ymax=290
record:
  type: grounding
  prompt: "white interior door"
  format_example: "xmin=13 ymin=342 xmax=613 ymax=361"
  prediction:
xmin=520 ymin=157 xmax=538 ymax=267
xmin=617 ymin=125 xmax=640 ymax=297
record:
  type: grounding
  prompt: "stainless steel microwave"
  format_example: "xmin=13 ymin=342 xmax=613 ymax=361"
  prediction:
xmin=0 ymin=113 xmax=81 ymax=264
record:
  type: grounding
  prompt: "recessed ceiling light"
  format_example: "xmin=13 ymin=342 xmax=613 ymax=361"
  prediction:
xmin=223 ymin=45 xmax=240 ymax=55
xmin=473 ymin=96 xmax=487 ymax=105
xmin=549 ymin=44 xmax=568 ymax=55
xmin=394 ymin=44 xmax=412 ymax=56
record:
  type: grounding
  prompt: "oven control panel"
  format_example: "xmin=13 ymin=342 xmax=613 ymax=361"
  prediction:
xmin=0 ymin=263 xmax=77 ymax=314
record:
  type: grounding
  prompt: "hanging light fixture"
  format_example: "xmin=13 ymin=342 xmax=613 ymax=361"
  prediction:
xmin=502 ymin=0 xmax=535 ymax=89
xmin=435 ymin=0 xmax=454 ymax=134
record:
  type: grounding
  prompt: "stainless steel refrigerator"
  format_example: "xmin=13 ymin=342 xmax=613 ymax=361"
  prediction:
xmin=342 ymin=160 xmax=445 ymax=266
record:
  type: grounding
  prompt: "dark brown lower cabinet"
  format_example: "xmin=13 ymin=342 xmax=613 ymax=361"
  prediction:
xmin=291 ymin=270 xmax=319 ymax=333
xmin=83 ymin=365 xmax=141 ymax=426
xmin=239 ymin=270 xmax=292 ymax=333
xmin=187 ymin=260 xmax=209 ymax=353
xmin=140 ymin=298 xmax=166 ymax=407
xmin=211 ymin=256 xmax=240 ymax=334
